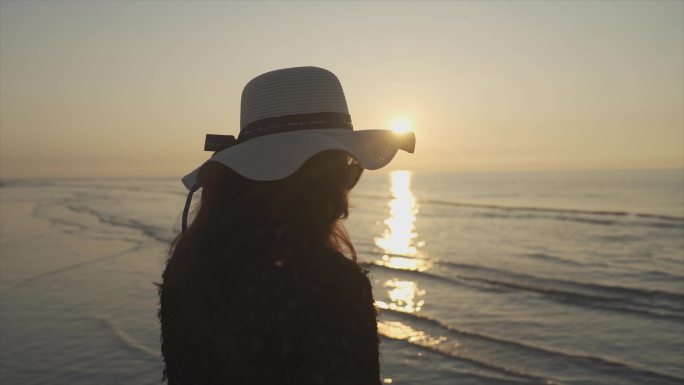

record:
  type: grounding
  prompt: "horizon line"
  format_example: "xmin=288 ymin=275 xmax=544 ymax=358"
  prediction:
xmin=1 ymin=165 xmax=683 ymax=182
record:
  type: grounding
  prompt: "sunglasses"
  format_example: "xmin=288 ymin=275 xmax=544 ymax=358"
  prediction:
xmin=346 ymin=158 xmax=363 ymax=189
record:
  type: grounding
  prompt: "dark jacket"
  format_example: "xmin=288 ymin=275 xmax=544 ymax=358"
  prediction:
xmin=158 ymin=244 xmax=380 ymax=385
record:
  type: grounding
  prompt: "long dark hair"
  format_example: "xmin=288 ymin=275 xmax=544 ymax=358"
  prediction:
xmin=166 ymin=150 xmax=359 ymax=280
xmin=158 ymin=150 xmax=365 ymax=383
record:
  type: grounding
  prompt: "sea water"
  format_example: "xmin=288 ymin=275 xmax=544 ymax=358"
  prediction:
xmin=0 ymin=169 xmax=682 ymax=385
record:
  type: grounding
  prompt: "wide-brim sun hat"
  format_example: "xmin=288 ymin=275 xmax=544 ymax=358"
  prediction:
xmin=180 ymin=66 xmax=416 ymax=231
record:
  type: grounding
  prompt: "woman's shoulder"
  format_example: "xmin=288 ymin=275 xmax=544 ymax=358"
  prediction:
xmin=298 ymin=248 xmax=369 ymax=287
xmin=219 ymin=245 xmax=373 ymax=319
xmin=293 ymin=249 xmax=374 ymax=314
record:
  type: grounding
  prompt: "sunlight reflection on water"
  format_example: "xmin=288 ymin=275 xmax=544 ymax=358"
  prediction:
xmin=377 ymin=321 xmax=448 ymax=347
xmin=374 ymin=171 xmax=419 ymax=257
xmin=377 ymin=279 xmax=426 ymax=313
xmin=374 ymin=171 xmax=430 ymax=313
xmin=374 ymin=171 xmax=430 ymax=274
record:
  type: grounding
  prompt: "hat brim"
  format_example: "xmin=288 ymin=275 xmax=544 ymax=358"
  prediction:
xmin=181 ymin=128 xmax=415 ymax=190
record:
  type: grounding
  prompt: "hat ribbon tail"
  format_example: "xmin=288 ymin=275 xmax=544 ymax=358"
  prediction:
xmin=181 ymin=183 xmax=200 ymax=233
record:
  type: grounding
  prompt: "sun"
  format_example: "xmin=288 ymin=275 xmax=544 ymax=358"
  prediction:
xmin=391 ymin=117 xmax=412 ymax=133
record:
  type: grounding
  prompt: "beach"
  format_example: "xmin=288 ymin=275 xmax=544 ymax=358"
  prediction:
xmin=1 ymin=169 xmax=683 ymax=385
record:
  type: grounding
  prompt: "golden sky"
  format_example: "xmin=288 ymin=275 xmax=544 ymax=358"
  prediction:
xmin=1 ymin=0 xmax=682 ymax=178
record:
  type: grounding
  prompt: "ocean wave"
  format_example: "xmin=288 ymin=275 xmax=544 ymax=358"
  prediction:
xmin=353 ymin=193 xmax=684 ymax=227
xmin=422 ymin=199 xmax=684 ymax=222
xmin=521 ymin=252 xmax=608 ymax=267
xmin=90 ymin=316 xmax=159 ymax=359
xmin=378 ymin=320 xmax=558 ymax=384
xmin=436 ymin=259 xmax=684 ymax=309
xmin=379 ymin=309 xmax=684 ymax=385
xmin=363 ymin=256 xmax=684 ymax=321
xmin=12 ymin=244 xmax=142 ymax=289
xmin=62 ymin=201 xmax=174 ymax=244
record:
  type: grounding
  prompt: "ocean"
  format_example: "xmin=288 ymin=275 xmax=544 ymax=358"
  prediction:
xmin=0 ymin=169 xmax=682 ymax=385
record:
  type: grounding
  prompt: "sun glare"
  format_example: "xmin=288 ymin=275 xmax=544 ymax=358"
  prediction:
xmin=391 ymin=117 xmax=412 ymax=133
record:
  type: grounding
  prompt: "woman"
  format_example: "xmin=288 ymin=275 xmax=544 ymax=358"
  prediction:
xmin=158 ymin=67 xmax=415 ymax=385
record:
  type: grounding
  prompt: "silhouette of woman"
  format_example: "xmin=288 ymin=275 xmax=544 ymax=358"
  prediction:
xmin=158 ymin=67 xmax=415 ymax=385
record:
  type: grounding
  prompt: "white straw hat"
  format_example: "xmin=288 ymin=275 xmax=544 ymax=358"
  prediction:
xmin=182 ymin=66 xmax=415 ymax=188
xmin=180 ymin=66 xmax=415 ymax=231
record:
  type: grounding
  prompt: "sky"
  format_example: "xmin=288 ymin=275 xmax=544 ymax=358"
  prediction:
xmin=1 ymin=0 xmax=682 ymax=178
